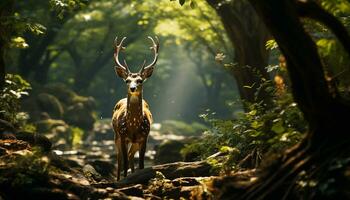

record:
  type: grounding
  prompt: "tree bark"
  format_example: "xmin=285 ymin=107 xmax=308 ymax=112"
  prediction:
xmin=206 ymin=0 xmax=272 ymax=109
xmin=0 ymin=1 xmax=14 ymax=90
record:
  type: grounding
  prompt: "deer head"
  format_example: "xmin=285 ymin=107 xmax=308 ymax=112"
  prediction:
xmin=113 ymin=36 xmax=159 ymax=95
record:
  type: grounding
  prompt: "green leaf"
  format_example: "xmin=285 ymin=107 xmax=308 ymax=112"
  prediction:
xmin=265 ymin=39 xmax=278 ymax=50
xmin=251 ymin=120 xmax=263 ymax=129
xmin=190 ymin=1 xmax=196 ymax=9
xmin=220 ymin=146 xmax=240 ymax=154
xmin=179 ymin=0 xmax=186 ymax=6
xmin=248 ymin=109 xmax=257 ymax=116
xmin=10 ymin=37 xmax=29 ymax=49
xmin=271 ymin=120 xmax=285 ymax=134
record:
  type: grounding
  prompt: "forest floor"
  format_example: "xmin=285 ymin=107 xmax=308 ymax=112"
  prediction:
xmin=0 ymin=120 xmax=255 ymax=199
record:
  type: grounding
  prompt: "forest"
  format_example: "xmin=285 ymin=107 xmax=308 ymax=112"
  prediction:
xmin=1 ymin=0 xmax=350 ymax=199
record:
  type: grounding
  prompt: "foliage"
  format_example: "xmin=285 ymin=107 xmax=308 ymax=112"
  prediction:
xmin=0 ymin=149 xmax=50 ymax=188
xmin=0 ymin=0 xmax=87 ymax=49
xmin=68 ymin=126 xmax=84 ymax=148
xmin=0 ymin=74 xmax=31 ymax=124
xmin=182 ymin=92 xmax=307 ymax=174
xmin=302 ymin=0 xmax=350 ymax=93
xmin=0 ymin=11 xmax=46 ymax=49
xmin=50 ymin=0 xmax=88 ymax=19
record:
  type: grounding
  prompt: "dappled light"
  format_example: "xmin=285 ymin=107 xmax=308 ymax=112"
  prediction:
xmin=1 ymin=0 xmax=350 ymax=199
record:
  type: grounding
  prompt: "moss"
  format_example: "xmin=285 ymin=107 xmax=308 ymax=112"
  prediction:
xmin=35 ymin=119 xmax=68 ymax=133
xmin=37 ymin=93 xmax=64 ymax=119
xmin=63 ymin=103 xmax=95 ymax=130
xmin=154 ymin=140 xmax=186 ymax=164
xmin=43 ymin=84 xmax=76 ymax=105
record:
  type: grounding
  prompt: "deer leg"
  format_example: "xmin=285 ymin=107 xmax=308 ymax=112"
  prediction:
xmin=121 ymin=137 xmax=128 ymax=177
xmin=115 ymin=138 xmax=122 ymax=181
xmin=128 ymin=143 xmax=139 ymax=173
xmin=139 ymin=140 xmax=147 ymax=169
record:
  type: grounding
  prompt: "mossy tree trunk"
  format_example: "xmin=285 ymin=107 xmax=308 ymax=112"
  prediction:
xmin=219 ymin=0 xmax=350 ymax=199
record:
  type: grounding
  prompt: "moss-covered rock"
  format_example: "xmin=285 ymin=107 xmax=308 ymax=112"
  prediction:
xmin=64 ymin=102 xmax=95 ymax=130
xmin=160 ymin=120 xmax=207 ymax=136
xmin=35 ymin=119 xmax=68 ymax=134
xmin=37 ymin=93 xmax=64 ymax=119
xmin=43 ymin=84 xmax=76 ymax=105
xmin=22 ymin=83 xmax=96 ymax=131
xmin=154 ymin=140 xmax=186 ymax=164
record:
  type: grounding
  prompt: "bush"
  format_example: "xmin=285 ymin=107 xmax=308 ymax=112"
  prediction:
xmin=0 ymin=74 xmax=31 ymax=124
xmin=181 ymin=93 xmax=307 ymax=174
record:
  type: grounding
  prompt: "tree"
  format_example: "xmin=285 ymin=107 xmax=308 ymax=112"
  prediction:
xmin=0 ymin=1 xmax=14 ymax=90
xmin=15 ymin=0 xmax=87 ymax=84
xmin=205 ymin=0 xmax=272 ymax=109
xmin=218 ymin=0 xmax=350 ymax=199
xmin=58 ymin=0 xmax=150 ymax=92
xmin=137 ymin=0 xmax=239 ymax=115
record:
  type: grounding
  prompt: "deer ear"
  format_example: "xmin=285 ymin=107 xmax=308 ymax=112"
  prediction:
xmin=115 ymin=66 xmax=128 ymax=79
xmin=141 ymin=66 xmax=154 ymax=79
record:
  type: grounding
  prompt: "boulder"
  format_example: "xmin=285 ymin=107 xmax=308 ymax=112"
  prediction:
xmin=154 ymin=140 xmax=185 ymax=164
xmin=37 ymin=93 xmax=64 ymax=119
xmin=64 ymin=103 xmax=95 ymax=130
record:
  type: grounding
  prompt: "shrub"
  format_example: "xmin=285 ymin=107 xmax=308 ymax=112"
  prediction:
xmin=0 ymin=74 xmax=31 ymax=124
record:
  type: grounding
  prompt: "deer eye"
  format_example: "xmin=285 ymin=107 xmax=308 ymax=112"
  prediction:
xmin=136 ymin=79 xmax=143 ymax=84
xmin=125 ymin=80 xmax=131 ymax=84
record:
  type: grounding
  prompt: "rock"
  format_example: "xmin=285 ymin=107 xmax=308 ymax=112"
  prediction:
xmin=64 ymin=102 xmax=95 ymax=130
xmin=114 ymin=161 xmax=215 ymax=188
xmin=88 ymin=160 xmax=116 ymax=180
xmin=160 ymin=120 xmax=207 ymax=136
xmin=0 ymin=119 xmax=16 ymax=139
xmin=143 ymin=194 xmax=162 ymax=200
xmin=0 ymin=139 xmax=31 ymax=152
xmin=180 ymin=185 xmax=212 ymax=199
xmin=34 ymin=119 xmax=71 ymax=149
xmin=172 ymin=177 xmax=200 ymax=187
xmin=35 ymin=119 xmax=68 ymax=134
xmin=0 ymin=147 xmax=7 ymax=156
xmin=83 ymin=164 xmax=102 ymax=182
xmin=44 ymin=84 xmax=76 ymax=105
xmin=16 ymin=131 xmax=52 ymax=152
xmin=154 ymin=140 xmax=185 ymax=164
xmin=37 ymin=93 xmax=64 ymax=119
xmin=117 ymin=184 xmax=144 ymax=197
xmin=18 ymin=187 xmax=70 ymax=200
xmin=108 ymin=192 xmax=130 ymax=200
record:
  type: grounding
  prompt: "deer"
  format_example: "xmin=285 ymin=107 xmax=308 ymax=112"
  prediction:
xmin=112 ymin=36 xmax=159 ymax=180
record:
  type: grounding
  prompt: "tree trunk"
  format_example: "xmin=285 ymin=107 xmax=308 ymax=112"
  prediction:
xmin=206 ymin=0 xmax=272 ymax=109
xmin=217 ymin=0 xmax=350 ymax=199
xmin=0 ymin=39 xmax=5 ymax=90
xmin=18 ymin=11 xmax=72 ymax=82
xmin=0 ymin=1 xmax=14 ymax=90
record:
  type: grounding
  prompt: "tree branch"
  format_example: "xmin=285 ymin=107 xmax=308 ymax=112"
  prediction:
xmin=297 ymin=1 xmax=350 ymax=56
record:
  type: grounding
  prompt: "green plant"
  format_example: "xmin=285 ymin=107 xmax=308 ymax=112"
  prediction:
xmin=0 ymin=148 xmax=51 ymax=188
xmin=0 ymin=74 xmax=31 ymax=124
xmin=182 ymin=92 xmax=307 ymax=174
xmin=69 ymin=126 xmax=84 ymax=148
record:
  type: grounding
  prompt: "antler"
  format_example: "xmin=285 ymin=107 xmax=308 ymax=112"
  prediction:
xmin=114 ymin=36 xmax=130 ymax=73
xmin=139 ymin=36 xmax=160 ymax=74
